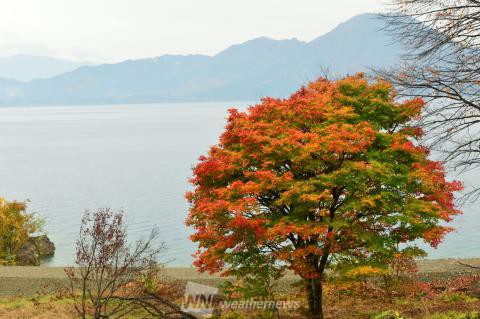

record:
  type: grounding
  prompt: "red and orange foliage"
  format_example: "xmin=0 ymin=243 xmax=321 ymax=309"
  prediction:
xmin=186 ymin=74 xmax=462 ymax=317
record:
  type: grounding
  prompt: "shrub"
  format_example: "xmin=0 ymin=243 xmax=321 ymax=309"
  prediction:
xmin=65 ymin=208 xmax=164 ymax=319
xmin=441 ymin=292 xmax=478 ymax=303
xmin=0 ymin=198 xmax=42 ymax=264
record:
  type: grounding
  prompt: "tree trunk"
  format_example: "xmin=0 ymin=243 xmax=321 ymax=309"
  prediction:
xmin=306 ymin=277 xmax=323 ymax=319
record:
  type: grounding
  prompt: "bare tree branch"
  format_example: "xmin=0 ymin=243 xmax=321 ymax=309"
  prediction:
xmin=379 ymin=1 xmax=480 ymax=197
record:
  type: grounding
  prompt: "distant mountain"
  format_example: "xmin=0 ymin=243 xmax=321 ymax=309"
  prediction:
xmin=0 ymin=55 xmax=90 ymax=82
xmin=0 ymin=77 xmax=23 ymax=99
xmin=0 ymin=14 xmax=402 ymax=106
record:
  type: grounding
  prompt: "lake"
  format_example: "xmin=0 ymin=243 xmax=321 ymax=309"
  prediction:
xmin=0 ymin=103 xmax=478 ymax=266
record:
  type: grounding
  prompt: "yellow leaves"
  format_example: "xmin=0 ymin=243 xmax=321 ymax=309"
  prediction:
xmin=277 ymin=184 xmax=335 ymax=212
xmin=299 ymin=190 xmax=331 ymax=203
xmin=0 ymin=197 xmax=26 ymax=211
xmin=299 ymin=194 xmax=322 ymax=202
xmin=361 ymin=198 xmax=376 ymax=208
xmin=0 ymin=198 xmax=42 ymax=263
xmin=360 ymin=194 xmax=384 ymax=208
xmin=267 ymin=220 xmax=328 ymax=240
xmin=315 ymin=121 xmax=376 ymax=155
xmin=345 ymin=266 xmax=388 ymax=278
xmin=318 ymin=209 xmax=330 ymax=217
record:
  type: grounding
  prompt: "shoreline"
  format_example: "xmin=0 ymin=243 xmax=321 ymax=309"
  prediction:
xmin=0 ymin=258 xmax=478 ymax=297
xmin=2 ymin=258 xmax=480 ymax=278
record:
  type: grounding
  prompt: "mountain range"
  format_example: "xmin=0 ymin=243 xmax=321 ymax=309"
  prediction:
xmin=0 ymin=14 xmax=402 ymax=106
xmin=0 ymin=55 xmax=90 ymax=82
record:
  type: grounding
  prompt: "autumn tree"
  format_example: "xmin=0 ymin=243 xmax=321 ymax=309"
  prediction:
xmin=0 ymin=198 xmax=41 ymax=264
xmin=186 ymin=75 xmax=462 ymax=319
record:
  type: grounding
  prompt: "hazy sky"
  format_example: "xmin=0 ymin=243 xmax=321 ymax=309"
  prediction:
xmin=0 ymin=0 xmax=385 ymax=63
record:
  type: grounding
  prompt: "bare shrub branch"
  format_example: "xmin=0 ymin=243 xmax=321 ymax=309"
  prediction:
xmin=65 ymin=208 xmax=165 ymax=319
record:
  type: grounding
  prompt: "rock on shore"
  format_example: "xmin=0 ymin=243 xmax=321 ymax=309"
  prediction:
xmin=15 ymin=235 xmax=55 ymax=266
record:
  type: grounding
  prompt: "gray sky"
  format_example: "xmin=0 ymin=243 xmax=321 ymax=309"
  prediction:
xmin=0 ymin=0 xmax=385 ymax=63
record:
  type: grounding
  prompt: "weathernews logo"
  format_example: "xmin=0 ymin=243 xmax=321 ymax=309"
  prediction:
xmin=181 ymin=281 xmax=300 ymax=316
xmin=181 ymin=281 xmax=219 ymax=316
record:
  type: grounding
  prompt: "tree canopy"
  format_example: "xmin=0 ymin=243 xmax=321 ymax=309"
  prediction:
xmin=186 ymin=74 xmax=462 ymax=318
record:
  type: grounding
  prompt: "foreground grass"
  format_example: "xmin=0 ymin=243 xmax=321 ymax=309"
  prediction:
xmin=0 ymin=287 xmax=479 ymax=318
xmin=0 ymin=295 xmax=166 ymax=319
xmin=321 ymin=291 xmax=480 ymax=319
xmin=0 ymin=295 xmax=75 ymax=319
xmin=0 ymin=262 xmax=480 ymax=318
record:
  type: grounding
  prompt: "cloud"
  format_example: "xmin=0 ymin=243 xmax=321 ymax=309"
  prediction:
xmin=0 ymin=0 xmax=384 ymax=63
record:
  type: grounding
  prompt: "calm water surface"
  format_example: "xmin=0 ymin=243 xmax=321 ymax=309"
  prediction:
xmin=0 ymin=103 xmax=251 ymax=266
xmin=0 ymin=102 xmax=478 ymax=266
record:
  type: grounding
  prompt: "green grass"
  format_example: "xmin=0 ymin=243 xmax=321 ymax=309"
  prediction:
xmin=423 ymin=312 xmax=480 ymax=319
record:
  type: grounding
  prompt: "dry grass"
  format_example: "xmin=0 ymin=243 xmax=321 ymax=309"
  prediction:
xmin=0 ymin=296 xmax=75 ymax=319
xmin=0 ymin=286 xmax=479 ymax=318
xmin=323 ymin=291 xmax=480 ymax=319
xmin=0 ymin=262 xmax=479 ymax=318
